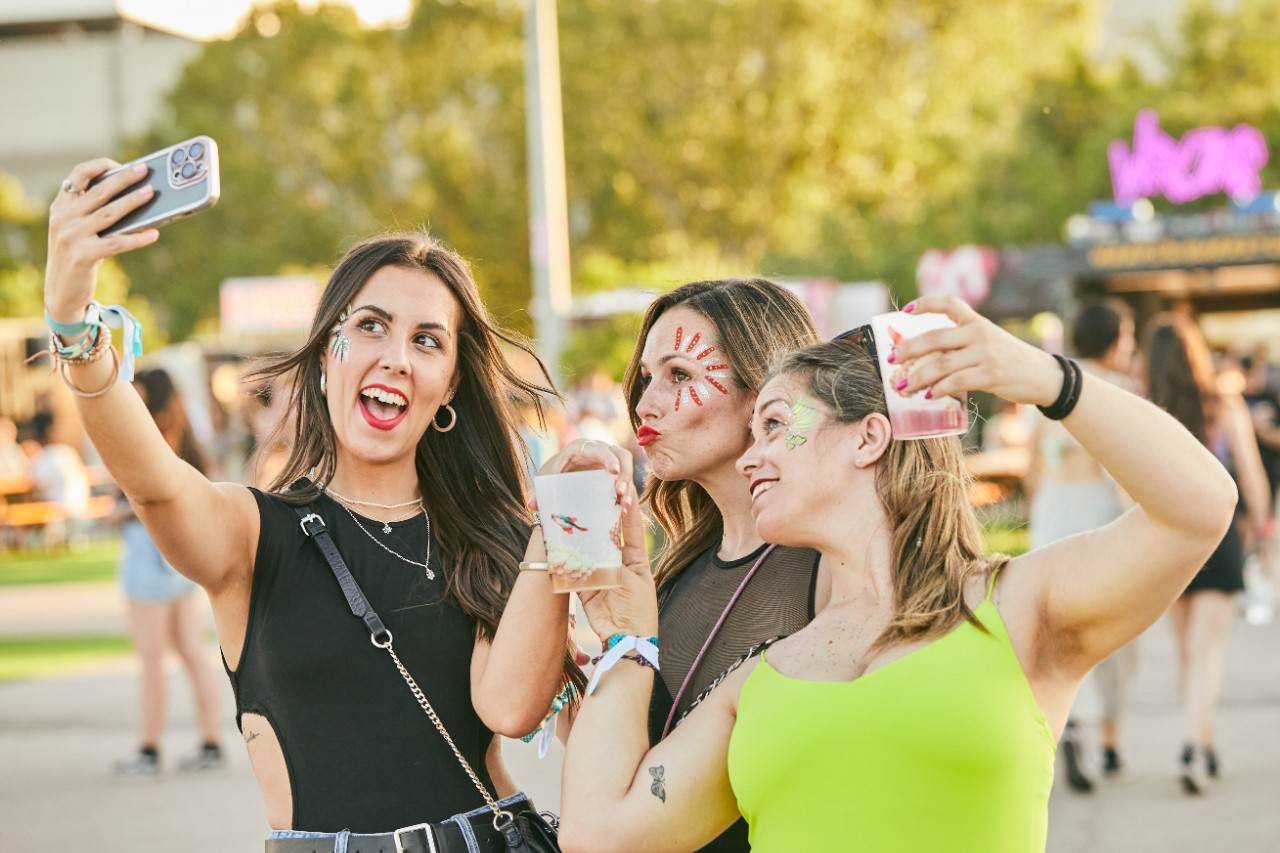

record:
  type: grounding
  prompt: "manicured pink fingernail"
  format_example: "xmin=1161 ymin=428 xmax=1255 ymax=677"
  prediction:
xmin=887 ymin=350 xmax=897 ymax=364
xmin=924 ymin=389 xmax=933 ymax=399
xmin=903 ymin=302 xmax=916 ymax=313
xmin=894 ymin=377 xmax=908 ymax=391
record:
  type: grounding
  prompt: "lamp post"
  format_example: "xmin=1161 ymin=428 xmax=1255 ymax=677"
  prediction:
xmin=523 ymin=0 xmax=573 ymax=385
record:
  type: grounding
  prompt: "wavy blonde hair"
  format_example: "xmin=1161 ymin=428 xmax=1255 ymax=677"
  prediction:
xmin=770 ymin=339 xmax=1009 ymax=650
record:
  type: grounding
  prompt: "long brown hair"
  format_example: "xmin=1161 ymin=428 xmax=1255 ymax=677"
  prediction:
xmin=246 ymin=232 xmax=583 ymax=693
xmin=621 ymin=278 xmax=818 ymax=590
xmin=1145 ymin=314 xmax=1218 ymax=446
xmin=770 ymin=340 xmax=1008 ymax=651
xmin=135 ymin=368 xmax=209 ymax=476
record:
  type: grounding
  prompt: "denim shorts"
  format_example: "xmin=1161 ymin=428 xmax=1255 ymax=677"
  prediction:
xmin=265 ymin=793 xmax=530 ymax=853
xmin=119 ymin=520 xmax=197 ymax=602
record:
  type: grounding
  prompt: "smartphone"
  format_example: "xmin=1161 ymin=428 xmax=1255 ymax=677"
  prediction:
xmin=89 ymin=135 xmax=221 ymax=237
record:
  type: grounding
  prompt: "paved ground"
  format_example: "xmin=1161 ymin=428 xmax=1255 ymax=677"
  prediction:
xmin=1 ymin=582 xmax=1277 ymax=851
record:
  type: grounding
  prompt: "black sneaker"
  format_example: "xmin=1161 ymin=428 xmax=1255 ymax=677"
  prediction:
xmin=114 ymin=748 xmax=160 ymax=776
xmin=1180 ymin=743 xmax=1206 ymax=795
xmin=1102 ymin=746 xmax=1123 ymax=777
xmin=1204 ymin=747 xmax=1219 ymax=780
xmin=1062 ymin=736 xmax=1094 ymax=793
xmin=177 ymin=743 xmax=224 ymax=772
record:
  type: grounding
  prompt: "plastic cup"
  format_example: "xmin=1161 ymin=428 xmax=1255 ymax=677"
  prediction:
xmin=871 ymin=310 xmax=969 ymax=440
xmin=533 ymin=469 xmax=623 ymax=593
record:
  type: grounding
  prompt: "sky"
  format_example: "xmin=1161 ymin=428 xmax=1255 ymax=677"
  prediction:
xmin=117 ymin=0 xmax=413 ymax=39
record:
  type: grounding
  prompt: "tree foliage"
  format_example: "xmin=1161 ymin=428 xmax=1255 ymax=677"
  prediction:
xmin=41 ymin=0 xmax=1273 ymax=352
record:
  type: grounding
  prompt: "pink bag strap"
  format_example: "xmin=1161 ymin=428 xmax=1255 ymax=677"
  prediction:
xmin=660 ymin=544 xmax=777 ymax=739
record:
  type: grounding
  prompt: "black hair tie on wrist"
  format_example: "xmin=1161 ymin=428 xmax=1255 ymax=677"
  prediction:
xmin=1037 ymin=354 xmax=1084 ymax=421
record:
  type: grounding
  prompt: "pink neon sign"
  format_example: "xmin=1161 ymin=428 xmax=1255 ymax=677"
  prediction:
xmin=1108 ymin=110 xmax=1269 ymax=205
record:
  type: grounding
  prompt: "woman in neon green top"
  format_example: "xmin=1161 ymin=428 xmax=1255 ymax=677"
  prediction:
xmin=558 ymin=295 xmax=1238 ymax=853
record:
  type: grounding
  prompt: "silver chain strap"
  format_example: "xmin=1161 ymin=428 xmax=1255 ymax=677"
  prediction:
xmin=377 ymin=637 xmax=514 ymax=830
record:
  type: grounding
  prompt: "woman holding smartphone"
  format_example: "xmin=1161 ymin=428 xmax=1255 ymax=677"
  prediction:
xmin=558 ymin=295 xmax=1237 ymax=853
xmin=44 ymin=157 xmax=622 ymax=849
xmin=622 ymin=278 xmax=824 ymax=852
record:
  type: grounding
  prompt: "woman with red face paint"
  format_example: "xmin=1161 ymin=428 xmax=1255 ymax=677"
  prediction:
xmin=557 ymin=295 xmax=1237 ymax=853
xmin=619 ymin=278 xmax=824 ymax=853
xmin=42 ymin=158 xmax=614 ymax=849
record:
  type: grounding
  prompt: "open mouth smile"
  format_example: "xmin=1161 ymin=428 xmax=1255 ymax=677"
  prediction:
xmin=358 ymin=383 xmax=410 ymax=431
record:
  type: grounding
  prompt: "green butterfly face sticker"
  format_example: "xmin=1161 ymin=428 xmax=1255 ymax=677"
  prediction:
xmin=784 ymin=395 xmax=820 ymax=451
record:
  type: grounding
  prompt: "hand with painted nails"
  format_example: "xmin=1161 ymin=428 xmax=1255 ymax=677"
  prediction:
xmin=892 ymin=295 xmax=1063 ymax=407
xmin=536 ymin=438 xmax=635 ymax=510
xmin=45 ymin=159 xmax=160 ymax=323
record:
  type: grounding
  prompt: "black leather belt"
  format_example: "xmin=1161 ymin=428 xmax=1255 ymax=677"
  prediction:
xmin=265 ymin=797 xmax=538 ymax=853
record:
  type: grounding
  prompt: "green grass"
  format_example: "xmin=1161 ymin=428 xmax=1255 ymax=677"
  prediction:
xmin=0 ymin=538 xmax=120 ymax=586
xmin=0 ymin=633 xmax=132 ymax=683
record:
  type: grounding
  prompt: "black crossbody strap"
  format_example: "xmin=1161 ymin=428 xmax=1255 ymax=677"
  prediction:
xmin=293 ymin=506 xmax=389 ymax=642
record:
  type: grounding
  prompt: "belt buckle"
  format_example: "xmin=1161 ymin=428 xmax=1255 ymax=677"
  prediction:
xmin=393 ymin=821 xmax=437 ymax=853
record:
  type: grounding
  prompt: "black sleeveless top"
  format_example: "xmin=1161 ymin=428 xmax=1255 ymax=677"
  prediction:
xmin=225 ymin=489 xmax=495 ymax=832
xmin=647 ymin=543 xmax=820 ymax=852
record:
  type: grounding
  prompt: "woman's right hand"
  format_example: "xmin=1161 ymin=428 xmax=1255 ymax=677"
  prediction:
xmin=45 ymin=159 xmax=160 ymax=322
xmin=577 ymin=484 xmax=658 ymax=641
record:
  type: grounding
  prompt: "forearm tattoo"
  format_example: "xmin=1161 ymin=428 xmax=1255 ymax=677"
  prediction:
xmin=649 ymin=765 xmax=667 ymax=803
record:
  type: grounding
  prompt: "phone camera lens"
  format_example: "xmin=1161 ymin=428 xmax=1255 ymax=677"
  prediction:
xmin=180 ymin=162 xmax=196 ymax=179
xmin=189 ymin=142 xmax=205 ymax=159
xmin=171 ymin=149 xmax=187 ymax=166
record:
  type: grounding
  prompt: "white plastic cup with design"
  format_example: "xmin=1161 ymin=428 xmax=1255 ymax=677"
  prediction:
xmin=871 ymin=310 xmax=969 ymax=440
xmin=533 ymin=469 xmax=624 ymax=593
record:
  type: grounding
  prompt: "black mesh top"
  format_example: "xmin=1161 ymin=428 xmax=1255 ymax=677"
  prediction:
xmin=646 ymin=542 xmax=820 ymax=852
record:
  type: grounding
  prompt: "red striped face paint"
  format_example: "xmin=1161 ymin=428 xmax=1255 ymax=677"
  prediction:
xmin=670 ymin=326 xmax=733 ymax=413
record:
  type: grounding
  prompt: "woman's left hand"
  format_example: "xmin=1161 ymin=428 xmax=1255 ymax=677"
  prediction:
xmin=892 ymin=295 xmax=1064 ymax=407
xmin=577 ymin=483 xmax=659 ymax=641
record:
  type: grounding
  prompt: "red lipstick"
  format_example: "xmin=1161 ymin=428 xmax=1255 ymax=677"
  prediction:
xmin=636 ymin=425 xmax=661 ymax=447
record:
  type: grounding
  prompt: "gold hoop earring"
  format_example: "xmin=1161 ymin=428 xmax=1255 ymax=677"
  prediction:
xmin=432 ymin=403 xmax=457 ymax=433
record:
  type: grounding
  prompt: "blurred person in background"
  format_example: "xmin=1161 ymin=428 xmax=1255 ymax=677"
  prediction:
xmin=28 ymin=410 xmax=91 ymax=542
xmin=1241 ymin=349 xmax=1280 ymax=504
xmin=1146 ymin=314 xmax=1272 ymax=794
xmin=114 ymin=367 xmax=225 ymax=775
xmin=1026 ymin=299 xmax=1139 ymax=792
xmin=618 ymin=278 xmax=823 ymax=853
xmin=0 ymin=416 xmax=30 ymax=479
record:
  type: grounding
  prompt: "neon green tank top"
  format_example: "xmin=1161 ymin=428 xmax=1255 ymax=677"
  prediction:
xmin=726 ymin=578 xmax=1055 ymax=852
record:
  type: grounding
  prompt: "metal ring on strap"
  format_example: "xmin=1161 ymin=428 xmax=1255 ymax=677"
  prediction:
xmin=370 ymin=630 xmax=394 ymax=648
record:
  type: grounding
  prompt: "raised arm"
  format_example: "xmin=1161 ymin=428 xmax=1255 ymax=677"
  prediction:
xmin=44 ymin=159 xmax=257 ymax=593
xmin=471 ymin=439 xmax=635 ymax=735
xmin=896 ymin=295 xmax=1238 ymax=675
xmin=558 ymin=491 xmax=742 ymax=853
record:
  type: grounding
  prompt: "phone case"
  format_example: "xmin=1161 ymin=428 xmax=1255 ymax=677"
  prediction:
xmin=91 ymin=136 xmax=221 ymax=237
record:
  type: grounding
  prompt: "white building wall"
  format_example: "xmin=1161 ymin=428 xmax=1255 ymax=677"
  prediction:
xmin=0 ymin=23 xmax=198 ymax=201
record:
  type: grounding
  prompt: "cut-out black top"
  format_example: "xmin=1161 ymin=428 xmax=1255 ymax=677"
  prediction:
xmin=225 ymin=489 xmax=495 ymax=832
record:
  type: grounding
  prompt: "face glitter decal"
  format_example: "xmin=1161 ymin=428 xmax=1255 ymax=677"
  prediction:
xmin=329 ymin=302 xmax=353 ymax=362
xmin=673 ymin=326 xmax=684 ymax=353
xmin=784 ymin=395 xmax=820 ymax=450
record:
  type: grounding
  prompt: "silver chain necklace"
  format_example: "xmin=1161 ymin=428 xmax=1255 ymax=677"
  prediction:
xmin=322 ymin=484 xmax=423 ymax=511
xmin=335 ymin=500 xmax=435 ymax=581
